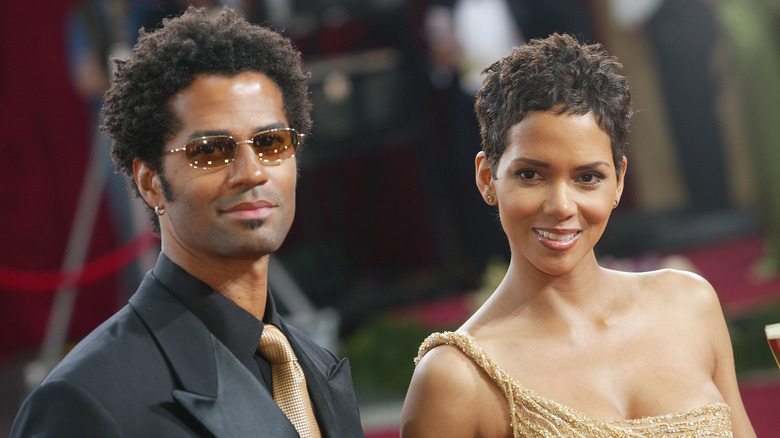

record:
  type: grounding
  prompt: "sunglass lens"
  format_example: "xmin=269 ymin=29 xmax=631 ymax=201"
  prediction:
xmin=252 ymin=130 xmax=296 ymax=163
xmin=186 ymin=137 xmax=236 ymax=168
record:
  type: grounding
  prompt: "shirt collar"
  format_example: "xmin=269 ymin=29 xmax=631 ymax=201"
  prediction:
xmin=152 ymin=252 xmax=282 ymax=367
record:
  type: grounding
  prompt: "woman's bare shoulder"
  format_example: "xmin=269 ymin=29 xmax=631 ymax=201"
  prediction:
xmin=416 ymin=341 xmax=477 ymax=376
xmin=401 ymin=340 xmax=508 ymax=437
xmin=405 ymin=343 xmax=486 ymax=411
xmin=634 ymin=268 xmax=720 ymax=309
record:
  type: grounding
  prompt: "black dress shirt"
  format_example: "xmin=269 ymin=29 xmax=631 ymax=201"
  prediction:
xmin=152 ymin=253 xmax=283 ymax=392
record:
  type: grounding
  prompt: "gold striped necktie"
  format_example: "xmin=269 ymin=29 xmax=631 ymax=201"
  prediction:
xmin=258 ymin=324 xmax=322 ymax=438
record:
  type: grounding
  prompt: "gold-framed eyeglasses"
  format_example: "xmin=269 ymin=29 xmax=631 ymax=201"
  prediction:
xmin=165 ymin=128 xmax=302 ymax=169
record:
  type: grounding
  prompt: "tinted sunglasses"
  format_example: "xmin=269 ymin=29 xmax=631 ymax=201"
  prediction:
xmin=165 ymin=128 xmax=301 ymax=169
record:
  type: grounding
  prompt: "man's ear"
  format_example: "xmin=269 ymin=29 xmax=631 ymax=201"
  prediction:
xmin=475 ymin=151 xmax=496 ymax=205
xmin=134 ymin=159 xmax=163 ymax=209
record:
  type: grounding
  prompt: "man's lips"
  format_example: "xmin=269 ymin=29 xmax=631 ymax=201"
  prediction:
xmin=221 ymin=200 xmax=275 ymax=220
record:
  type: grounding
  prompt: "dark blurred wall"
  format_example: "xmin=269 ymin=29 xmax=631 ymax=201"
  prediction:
xmin=0 ymin=1 xmax=121 ymax=360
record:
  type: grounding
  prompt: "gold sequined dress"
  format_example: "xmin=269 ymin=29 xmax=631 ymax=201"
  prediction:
xmin=415 ymin=332 xmax=733 ymax=438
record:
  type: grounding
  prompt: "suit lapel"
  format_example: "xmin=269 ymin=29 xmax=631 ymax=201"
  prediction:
xmin=283 ymin=324 xmax=365 ymax=438
xmin=130 ymin=278 xmax=299 ymax=437
xmin=173 ymin=336 xmax=299 ymax=437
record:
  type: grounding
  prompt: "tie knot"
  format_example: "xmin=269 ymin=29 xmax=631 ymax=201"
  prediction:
xmin=258 ymin=324 xmax=297 ymax=364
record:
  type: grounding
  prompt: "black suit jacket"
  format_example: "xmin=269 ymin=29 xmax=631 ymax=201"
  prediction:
xmin=10 ymin=261 xmax=364 ymax=437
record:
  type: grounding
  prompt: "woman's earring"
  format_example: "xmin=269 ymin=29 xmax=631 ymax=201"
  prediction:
xmin=612 ymin=200 xmax=618 ymax=209
xmin=486 ymin=194 xmax=495 ymax=205
xmin=155 ymin=206 xmax=166 ymax=216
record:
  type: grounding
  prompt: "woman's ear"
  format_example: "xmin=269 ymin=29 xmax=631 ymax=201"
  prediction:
xmin=475 ymin=151 xmax=496 ymax=205
xmin=615 ymin=156 xmax=627 ymax=205
xmin=134 ymin=159 xmax=162 ymax=209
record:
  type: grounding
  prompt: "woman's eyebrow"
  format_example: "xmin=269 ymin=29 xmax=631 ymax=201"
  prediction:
xmin=574 ymin=161 xmax=610 ymax=171
xmin=511 ymin=158 xmax=611 ymax=171
xmin=511 ymin=157 xmax=549 ymax=167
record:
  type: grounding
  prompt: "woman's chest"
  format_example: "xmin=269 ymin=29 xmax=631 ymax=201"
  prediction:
xmin=483 ymin=328 xmax=722 ymax=421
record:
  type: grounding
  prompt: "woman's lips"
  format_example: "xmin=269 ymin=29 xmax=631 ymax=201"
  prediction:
xmin=533 ymin=228 xmax=581 ymax=250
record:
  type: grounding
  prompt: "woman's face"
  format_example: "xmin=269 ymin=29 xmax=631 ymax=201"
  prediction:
xmin=477 ymin=110 xmax=625 ymax=277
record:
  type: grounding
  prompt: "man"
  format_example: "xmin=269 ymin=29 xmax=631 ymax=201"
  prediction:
xmin=11 ymin=7 xmax=364 ymax=437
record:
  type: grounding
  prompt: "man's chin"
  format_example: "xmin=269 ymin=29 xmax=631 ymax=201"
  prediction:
xmin=242 ymin=219 xmax=267 ymax=230
xmin=231 ymin=243 xmax=285 ymax=260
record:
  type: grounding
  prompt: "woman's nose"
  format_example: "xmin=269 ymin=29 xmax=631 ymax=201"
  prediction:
xmin=542 ymin=182 xmax=576 ymax=220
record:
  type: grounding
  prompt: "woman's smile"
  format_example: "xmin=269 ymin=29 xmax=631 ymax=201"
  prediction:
xmin=533 ymin=228 xmax=582 ymax=250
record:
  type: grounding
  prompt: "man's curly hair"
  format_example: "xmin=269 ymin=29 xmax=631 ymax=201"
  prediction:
xmin=475 ymin=33 xmax=632 ymax=176
xmin=102 ymin=6 xmax=312 ymax=232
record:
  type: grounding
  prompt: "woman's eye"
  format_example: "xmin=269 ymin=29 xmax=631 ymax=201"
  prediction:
xmin=579 ymin=173 xmax=604 ymax=184
xmin=517 ymin=169 xmax=538 ymax=180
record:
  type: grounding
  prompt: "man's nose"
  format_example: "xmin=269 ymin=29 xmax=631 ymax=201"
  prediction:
xmin=227 ymin=143 xmax=269 ymax=188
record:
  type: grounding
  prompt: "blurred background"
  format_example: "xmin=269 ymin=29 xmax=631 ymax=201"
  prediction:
xmin=1 ymin=0 xmax=778 ymax=436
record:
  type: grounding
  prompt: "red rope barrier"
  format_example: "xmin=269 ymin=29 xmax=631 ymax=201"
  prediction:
xmin=0 ymin=231 xmax=158 ymax=293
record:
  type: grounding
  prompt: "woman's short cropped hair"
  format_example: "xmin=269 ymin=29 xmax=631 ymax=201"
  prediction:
xmin=475 ymin=33 xmax=631 ymax=175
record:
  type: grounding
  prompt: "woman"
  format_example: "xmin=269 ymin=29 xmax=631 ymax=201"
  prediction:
xmin=400 ymin=34 xmax=755 ymax=437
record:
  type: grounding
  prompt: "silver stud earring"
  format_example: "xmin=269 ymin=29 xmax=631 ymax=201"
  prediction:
xmin=154 ymin=206 xmax=166 ymax=216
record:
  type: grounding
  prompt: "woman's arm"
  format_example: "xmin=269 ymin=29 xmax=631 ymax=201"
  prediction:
xmin=698 ymin=277 xmax=757 ymax=438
